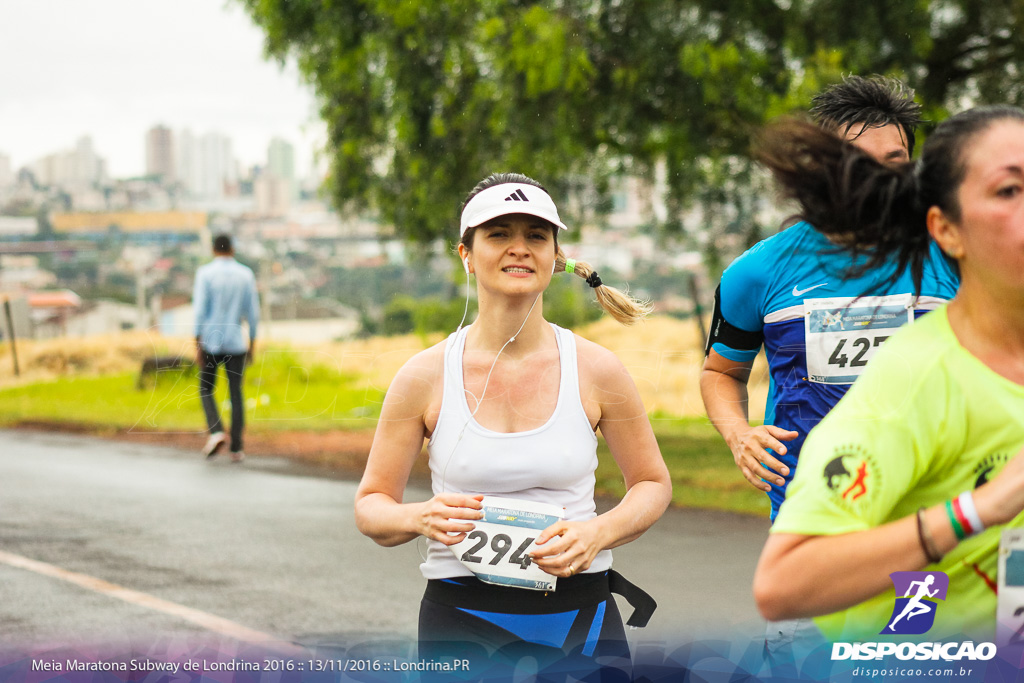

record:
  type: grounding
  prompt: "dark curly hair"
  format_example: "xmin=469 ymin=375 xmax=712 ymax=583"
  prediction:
xmin=811 ymin=75 xmax=922 ymax=156
xmin=754 ymin=105 xmax=1024 ymax=292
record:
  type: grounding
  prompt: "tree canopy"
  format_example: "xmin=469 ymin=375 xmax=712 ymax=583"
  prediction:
xmin=240 ymin=0 xmax=1024 ymax=242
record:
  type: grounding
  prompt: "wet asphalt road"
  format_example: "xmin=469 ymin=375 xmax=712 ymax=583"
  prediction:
xmin=0 ymin=429 xmax=771 ymax=654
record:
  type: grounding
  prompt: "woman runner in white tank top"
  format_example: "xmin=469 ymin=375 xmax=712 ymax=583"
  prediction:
xmin=355 ymin=173 xmax=672 ymax=678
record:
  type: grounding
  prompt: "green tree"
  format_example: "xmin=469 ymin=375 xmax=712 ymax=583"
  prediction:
xmin=412 ymin=297 xmax=470 ymax=336
xmin=542 ymin=276 xmax=604 ymax=329
xmin=380 ymin=295 xmax=417 ymax=336
xmin=240 ymin=0 xmax=1024 ymax=244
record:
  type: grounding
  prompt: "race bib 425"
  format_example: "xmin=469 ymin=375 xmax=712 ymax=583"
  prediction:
xmin=804 ymin=294 xmax=914 ymax=385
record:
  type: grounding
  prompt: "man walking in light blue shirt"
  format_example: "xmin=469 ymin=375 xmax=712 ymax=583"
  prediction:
xmin=193 ymin=234 xmax=260 ymax=462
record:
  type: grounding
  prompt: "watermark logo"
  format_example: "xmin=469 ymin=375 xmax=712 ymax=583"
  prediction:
xmin=832 ymin=570 xmax=995 ymax=662
xmin=883 ymin=571 xmax=948 ymax=635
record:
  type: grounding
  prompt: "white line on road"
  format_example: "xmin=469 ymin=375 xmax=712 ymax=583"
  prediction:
xmin=0 ymin=549 xmax=303 ymax=654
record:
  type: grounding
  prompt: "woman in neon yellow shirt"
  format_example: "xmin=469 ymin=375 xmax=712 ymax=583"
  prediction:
xmin=751 ymin=105 xmax=1024 ymax=642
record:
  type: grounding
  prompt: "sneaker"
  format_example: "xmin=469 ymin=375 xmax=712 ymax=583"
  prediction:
xmin=230 ymin=451 xmax=245 ymax=463
xmin=202 ymin=432 xmax=227 ymax=458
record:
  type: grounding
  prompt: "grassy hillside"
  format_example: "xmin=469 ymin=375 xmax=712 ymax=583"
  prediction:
xmin=0 ymin=318 xmax=772 ymax=515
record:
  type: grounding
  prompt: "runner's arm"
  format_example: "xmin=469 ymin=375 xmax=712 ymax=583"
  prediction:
xmin=354 ymin=350 xmax=482 ymax=547
xmin=753 ymin=507 xmax=955 ymax=620
xmin=245 ymin=272 xmax=260 ymax=342
xmin=532 ymin=342 xmax=671 ymax=574
xmin=193 ymin=269 xmax=207 ymax=360
xmin=755 ymin=445 xmax=1024 ymax=619
xmin=700 ymin=350 xmax=796 ymax=490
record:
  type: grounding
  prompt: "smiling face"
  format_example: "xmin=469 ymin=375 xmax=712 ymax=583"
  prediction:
xmin=843 ymin=122 xmax=910 ymax=165
xmin=929 ymin=119 xmax=1024 ymax=301
xmin=458 ymin=214 xmax=557 ymax=296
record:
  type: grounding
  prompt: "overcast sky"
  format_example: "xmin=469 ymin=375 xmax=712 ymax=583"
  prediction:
xmin=1 ymin=0 xmax=323 ymax=178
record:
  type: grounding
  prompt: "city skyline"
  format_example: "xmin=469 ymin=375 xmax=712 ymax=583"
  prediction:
xmin=0 ymin=0 xmax=323 ymax=178
xmin=4 ymin=125 xmax=311 ymax=190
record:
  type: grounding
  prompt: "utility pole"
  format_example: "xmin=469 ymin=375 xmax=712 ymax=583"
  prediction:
xmin=136 ymin=265 xmax=151 ymax=329
xmin=688 ymin=272 xmax=707 ymax=344
xmin=3 ymin=298 xmax=20 ymax=377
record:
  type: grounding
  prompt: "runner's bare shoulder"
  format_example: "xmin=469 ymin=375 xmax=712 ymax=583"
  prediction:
xmin=574 ymin=334 xmax=631 ymax=390
xmin=381 ymin=341 xmax=448 ymax=422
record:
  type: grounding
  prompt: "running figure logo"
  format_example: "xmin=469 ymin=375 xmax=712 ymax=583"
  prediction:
xmin=823 ymin=454 xmax=870 ymax=500
xmin=882 ymin=571 xmax=949 ymax=635
xmin=844 ymin=462 xmax=868 ymax=500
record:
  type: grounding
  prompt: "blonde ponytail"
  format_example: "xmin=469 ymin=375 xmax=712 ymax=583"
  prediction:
xmin=555 ymin=248 xmax=652 ymax=325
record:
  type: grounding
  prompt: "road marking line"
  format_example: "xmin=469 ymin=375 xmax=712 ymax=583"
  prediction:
xmin=0 ymin=549 xmax=302 ymax=653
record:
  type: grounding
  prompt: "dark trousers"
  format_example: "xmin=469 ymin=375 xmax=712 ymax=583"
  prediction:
xmin=199 ymin=351 xmax=246 ymax=452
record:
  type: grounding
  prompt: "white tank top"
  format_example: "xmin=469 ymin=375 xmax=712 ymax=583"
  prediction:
xmin=420 ymin=323 xmax=613 ymax=579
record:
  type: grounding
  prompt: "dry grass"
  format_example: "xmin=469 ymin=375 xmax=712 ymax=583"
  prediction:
xmin=0 ymin=319 xmax=774 ymax=513
xmin=0 ymin=316 xmax=769 ymax=418
xmin=291 ymin=316 xmax=770 ymax=420
xmin=0 ymin=331 xmax=182 ymax=388
xmin=575 ymin=316 xmax=769 ymax=420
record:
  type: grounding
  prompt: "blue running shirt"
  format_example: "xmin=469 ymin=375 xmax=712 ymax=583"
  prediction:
xmin=710 ymin=222 xmax=959 ymax=519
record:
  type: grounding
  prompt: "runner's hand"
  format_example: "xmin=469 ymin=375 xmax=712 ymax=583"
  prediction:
xmin=530 ymin=520 xmax=604 ymax=578
xmin=416 ymin=493 xmax=483 ymax=546
xmin=729 ymin=426 xmax=798 ymax=492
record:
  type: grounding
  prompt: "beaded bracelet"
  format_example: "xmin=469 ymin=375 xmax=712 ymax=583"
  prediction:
xmin=916 ymin=508 xmax=943 ymax=564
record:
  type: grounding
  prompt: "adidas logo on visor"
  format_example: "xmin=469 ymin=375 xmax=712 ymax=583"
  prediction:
xmin=459 ymin=182 xmax=567 ymax=237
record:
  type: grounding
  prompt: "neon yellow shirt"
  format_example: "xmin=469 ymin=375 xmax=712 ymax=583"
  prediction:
xmin=772 ymin=305 xmax=1024 ymax=641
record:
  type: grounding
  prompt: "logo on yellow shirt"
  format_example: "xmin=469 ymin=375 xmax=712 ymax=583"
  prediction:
xmin=973 ymin=453 xmax=1009 ymax=488
xmin=822 ymin=445 xmax=880 ymax=509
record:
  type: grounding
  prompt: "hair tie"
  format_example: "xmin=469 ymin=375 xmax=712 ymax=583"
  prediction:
xmin=565 ymin=258 xmax=576 ymax=274
xmin=585 ymin=271 xmax=603 ymax=289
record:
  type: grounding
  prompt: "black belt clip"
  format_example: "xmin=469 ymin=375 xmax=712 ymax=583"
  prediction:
xmin=608 ymin=570 xmax=657 ymax=628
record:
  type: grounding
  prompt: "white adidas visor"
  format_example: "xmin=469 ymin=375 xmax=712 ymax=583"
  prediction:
xmin=459 ymin=183 xmax=568 ymax=238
